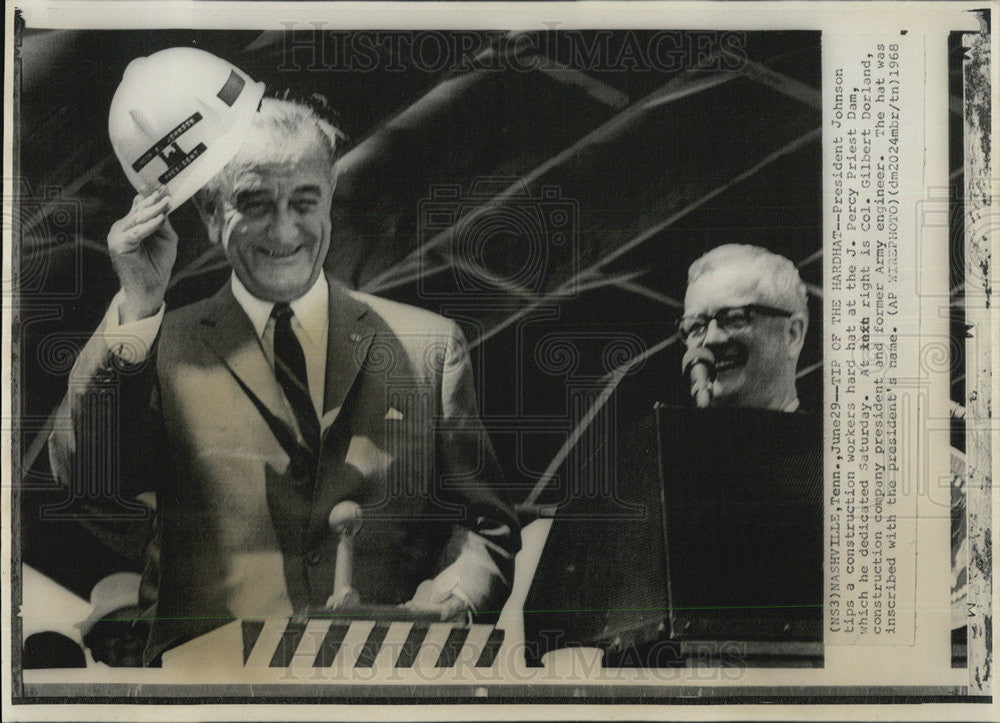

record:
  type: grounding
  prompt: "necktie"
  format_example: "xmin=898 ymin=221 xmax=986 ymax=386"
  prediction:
xmin=271 ymin=302 xmax=321 ymax=461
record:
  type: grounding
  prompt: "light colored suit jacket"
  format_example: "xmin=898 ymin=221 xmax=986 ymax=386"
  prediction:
xmin=50 ymin=274 xmax=520 ymax=664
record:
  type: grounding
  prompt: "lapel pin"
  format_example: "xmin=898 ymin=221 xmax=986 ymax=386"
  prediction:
xmin=349 ymin=333 xmax=361 ymax=342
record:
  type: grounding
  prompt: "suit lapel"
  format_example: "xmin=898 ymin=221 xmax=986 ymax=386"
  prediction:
xmin=198 ymin=283 xmax=293 ymax=431
xmin=321 ymin=275 xmax=374 ymax=434
xmin=198 ymin=277 xmax=375 ymax=437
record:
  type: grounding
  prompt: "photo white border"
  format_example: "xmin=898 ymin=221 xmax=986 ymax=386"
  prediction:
xmin=3 ymin=2 xmax=996 ymax=720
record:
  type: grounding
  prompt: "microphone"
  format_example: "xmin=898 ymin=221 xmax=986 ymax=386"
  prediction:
xmin=682 ymin=347 xmax=716 ymax=409
xmin=326 ymin=501 xmax=363 ymax=609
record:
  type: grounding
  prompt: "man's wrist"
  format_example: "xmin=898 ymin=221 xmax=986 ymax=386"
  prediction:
xmin=106 ymin=290 xmax=165 ymax=364
xmin=118 ymin=290 xmax=165 ymax=325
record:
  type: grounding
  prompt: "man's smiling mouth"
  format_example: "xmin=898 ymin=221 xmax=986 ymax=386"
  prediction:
xmin=257 ymin=245 xmax=302 ymax=259
xmin=711 ymin=343 xmax=749 ymax=373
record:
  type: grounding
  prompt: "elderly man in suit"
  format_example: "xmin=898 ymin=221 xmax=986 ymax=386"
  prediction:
xmin=50 ymin=98 xmax=520 ymax=665
xmin=524 ymin=244 xmax=817 ymax=667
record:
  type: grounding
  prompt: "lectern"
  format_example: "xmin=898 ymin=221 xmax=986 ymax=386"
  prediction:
xmin=523 ymin=405 xmax=823 ymax=666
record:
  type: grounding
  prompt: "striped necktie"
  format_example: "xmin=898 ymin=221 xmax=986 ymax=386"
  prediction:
xmin=271 ymin=302 xmax=321 ymax=461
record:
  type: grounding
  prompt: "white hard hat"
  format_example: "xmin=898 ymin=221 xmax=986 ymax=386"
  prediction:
xmin=108 ymin=47 xmax=265 ymax=208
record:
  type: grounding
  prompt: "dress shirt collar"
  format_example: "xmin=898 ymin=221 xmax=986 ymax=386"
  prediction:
xmin=230 ymin=273 xmax=329 ymax=346
xmin=784 ymin=398 xmax=801 ymax=413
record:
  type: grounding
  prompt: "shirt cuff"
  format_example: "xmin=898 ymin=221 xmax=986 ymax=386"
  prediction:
xmin=105 ymin=291 xmax=164 ymax=364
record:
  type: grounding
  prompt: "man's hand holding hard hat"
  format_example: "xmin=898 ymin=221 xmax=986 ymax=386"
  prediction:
xmin=106 ymin=47 xmax=264 ymax=323
xmin=108 ymin=186 xmax=178 ymax=323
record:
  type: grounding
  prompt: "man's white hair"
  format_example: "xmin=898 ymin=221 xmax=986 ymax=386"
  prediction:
xmin=687 ymin=244 xmax=808 ymax=317
xmin=196 ymin=97 xmax=343 ymax=213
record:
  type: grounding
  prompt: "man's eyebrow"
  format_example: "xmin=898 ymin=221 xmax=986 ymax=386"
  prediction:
xmin=292 ymin=185 xmax=323 ymax=196
xmin=234 ymin=187 xmax=269 ymax=204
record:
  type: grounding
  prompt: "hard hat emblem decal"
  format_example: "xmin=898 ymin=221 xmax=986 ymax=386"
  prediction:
xmin=156 ymin=141 xmax=206 ymax=184
xmin=216 ymin=70 xmax=246 ymax=107
xmin=132 ymin=112 xmax=207 ymax=185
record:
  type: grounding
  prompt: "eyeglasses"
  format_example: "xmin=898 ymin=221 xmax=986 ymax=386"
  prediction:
xmin=677 ymin=304 xmax=794 ymax=343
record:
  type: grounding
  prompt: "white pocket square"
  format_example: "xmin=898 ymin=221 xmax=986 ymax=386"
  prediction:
xmin=385 ymin=407 xmax=404 ymax=420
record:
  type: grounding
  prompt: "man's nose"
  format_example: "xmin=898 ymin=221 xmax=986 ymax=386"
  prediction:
xmin=268 ymin=207 xmax=298 ymax=245
xmin=702 ymin=318 xmax=729 ymax=345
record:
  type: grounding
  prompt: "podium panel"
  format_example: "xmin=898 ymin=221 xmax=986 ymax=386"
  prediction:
xmin=523 ymin=405 xmax=823 ymax=666
xmin=656 ymin=405 xmax=823 ymax=643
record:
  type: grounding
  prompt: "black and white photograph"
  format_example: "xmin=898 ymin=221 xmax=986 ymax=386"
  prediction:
xmin=2 ymin=1 xmax=994 ymax=719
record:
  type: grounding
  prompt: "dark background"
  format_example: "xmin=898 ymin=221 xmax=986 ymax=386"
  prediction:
xmin=14 ymin=26 xmax=822 ymax=598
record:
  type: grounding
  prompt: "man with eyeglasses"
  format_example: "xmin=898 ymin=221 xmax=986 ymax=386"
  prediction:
xmin=678 ymin=244 xmax=808 ymax=411
xmin=524 ymin=243 xmax=820 ymax=668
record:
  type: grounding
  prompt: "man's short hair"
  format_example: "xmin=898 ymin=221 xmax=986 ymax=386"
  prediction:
xmin=196 ymin=97 xmax=343 ymax=213
xmin=687 ymin=244 xmax=809 ymax=317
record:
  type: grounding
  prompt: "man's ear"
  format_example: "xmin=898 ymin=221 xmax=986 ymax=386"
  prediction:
xmin=787 ymin=314 xmax=807 ymax=358
xmin=192 ymin=190 xmax=222 ymax=246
